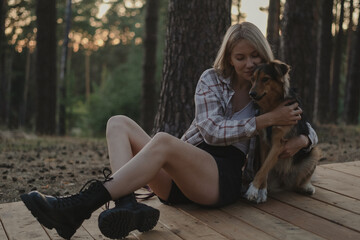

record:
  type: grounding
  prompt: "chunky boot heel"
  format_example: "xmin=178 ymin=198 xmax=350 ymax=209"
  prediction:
xmin=98 ymin=193 xmax=159 ymax=239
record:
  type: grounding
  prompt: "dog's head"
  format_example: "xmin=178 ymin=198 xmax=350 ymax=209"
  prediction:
xmin=249 ymin=60 xmax=291 ymax=111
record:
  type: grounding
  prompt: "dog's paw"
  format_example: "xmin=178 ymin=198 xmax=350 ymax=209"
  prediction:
xmin=245 ymin=182 xmax=268 ymax=203
xmin=257 ymin=188 xmax=268 ymax=203
xmin=297 ymin=183 xmax=316 ymax=195
xmin=245 ymin=182 xmax=258 ymax=201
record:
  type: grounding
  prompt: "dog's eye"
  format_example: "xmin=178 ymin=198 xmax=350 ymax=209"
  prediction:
xmin=262 ymin=77 xmax=269 ymax=83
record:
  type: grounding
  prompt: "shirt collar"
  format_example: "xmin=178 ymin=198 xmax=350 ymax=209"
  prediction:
xmin=218 ymin=73 xmax=232 ymax=88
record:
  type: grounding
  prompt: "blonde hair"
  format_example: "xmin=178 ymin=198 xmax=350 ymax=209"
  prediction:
xmin=213 ymin=22 xmax=274 ymax=78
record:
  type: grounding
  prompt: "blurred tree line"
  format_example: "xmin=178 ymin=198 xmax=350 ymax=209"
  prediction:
xmin=0 ymin=0 xmax=359 ymax=138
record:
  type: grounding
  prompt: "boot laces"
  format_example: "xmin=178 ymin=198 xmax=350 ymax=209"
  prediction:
xmin=55 ymin=168 xmax=113 ymax=209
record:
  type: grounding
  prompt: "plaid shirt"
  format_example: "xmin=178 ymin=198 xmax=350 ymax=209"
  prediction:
xmin=181 ymin=68 xmax=318 ymax=179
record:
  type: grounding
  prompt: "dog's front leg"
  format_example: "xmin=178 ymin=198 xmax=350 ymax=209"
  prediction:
xmin=246 ymin=130 xmax=284 ymax=203
xmin=245 ymin=145 xmax=282 ymax=203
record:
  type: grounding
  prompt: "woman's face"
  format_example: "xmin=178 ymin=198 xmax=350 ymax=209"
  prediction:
xmin=229 ymin=39 xmax=263 ymax=82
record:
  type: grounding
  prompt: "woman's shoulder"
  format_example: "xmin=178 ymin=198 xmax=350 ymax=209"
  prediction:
xmin=199 ymin=68 xmax=228 ymax=85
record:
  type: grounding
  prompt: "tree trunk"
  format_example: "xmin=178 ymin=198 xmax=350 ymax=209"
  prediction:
xmin=343 ymin=0 xmax=354 ymax=121
xmin=85 ymin=50 xmax=91 ymax=101
xmin=236 ymin=0 xmax=242 ymax=23
xmin=0 ymin=0 xmax=7 ymax=124
xmin=329 ymin=0 xmax=345 ymax=123
xmin=141 ymin=0 xmax=159 ymax=134
xmin=282 ymin=0 xmax=320 ymax=122
xmin=35 ymin=0 xmax=57 ymax=134
xmin=315 ymin=0 xmax=333 ymax=123
xmin=20 ymin=47 xmax=32 ymax=127
xmin=153 ymin=0 xmax=231 ymax=137
xmin=59 ymin=0 xmax=72 ymax=135
xmin=266 ymin=0 xmax=280 ymax=58
xmin=5 ymin=51 xmax=12 ymax=127
xmin=344 ymin=5 xmax=360 ymax=124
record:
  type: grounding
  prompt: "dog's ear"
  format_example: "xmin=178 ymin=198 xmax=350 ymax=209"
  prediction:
xmin=271 ymin=60 xmax=290 ymax=77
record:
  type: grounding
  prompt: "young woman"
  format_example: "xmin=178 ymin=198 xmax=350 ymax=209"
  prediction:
xmin=21 ymin=22 xmax=317 ymax=239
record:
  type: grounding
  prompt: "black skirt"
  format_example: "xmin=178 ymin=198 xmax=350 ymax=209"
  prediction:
xmin=158 ymin=141 xmax=246 ymax=207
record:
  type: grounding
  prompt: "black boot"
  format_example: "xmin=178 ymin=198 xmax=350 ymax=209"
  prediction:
xmin=98 ymin=193 xmax=160 ymax=239
xmin=20 ymin=170 xmax=113 ymax=239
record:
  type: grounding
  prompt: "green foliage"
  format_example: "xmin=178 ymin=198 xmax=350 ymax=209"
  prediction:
xmin=78 ymin=44 xmax=143 ymax=137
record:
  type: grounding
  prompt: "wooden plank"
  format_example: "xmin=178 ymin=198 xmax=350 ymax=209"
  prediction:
xmin=181 ymin=204 xmax=276 ymax=240
xmin=316 ymin=166 xmax=360 ymax=187
xmin=270 ymin=191 xmax=360 ymax=232
xmin=134 ymin=222 xmax=184 ymax=240
xmin=81 ymin=208 xmax=112 ymax=240
xmin=0 ymin=201 xmax=50 ymax=239
xmin=313 ymin=167 xmax=360 ymax=199
xmin=340 ymin=161 xmax=360 ymax=167
xmin=311 ymin=187 xmax=360 ymax=214
xmin=255 ymin=198 xmax=360 ymax=240
xmin=3 ymin=201 xmax=96 ymax=240
xmin=44 ymin=225 xmax=96 ymax=240
xmin=0 ymin=219 xmax=9 ymax=240
xmin=145 ymin=198 xmax=229 ymax=240
xmin=222 ymin=200 xmax=325 ymax=240
xmin=321 ymin=161 xmax=360 ymax=177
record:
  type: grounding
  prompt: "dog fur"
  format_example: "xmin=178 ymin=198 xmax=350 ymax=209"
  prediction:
xmin=245 ymin=60 xmax=320 ymax=203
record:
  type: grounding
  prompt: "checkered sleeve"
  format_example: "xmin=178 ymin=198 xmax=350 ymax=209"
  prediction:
xmin=303 ymin=122 xmax=318 ymax=152
xmin=194 ymin=72 xmax=257 ymax=146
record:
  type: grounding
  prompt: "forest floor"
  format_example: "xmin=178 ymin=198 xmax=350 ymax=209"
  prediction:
xmin=0 ymin=124 xmax=359 ymax=203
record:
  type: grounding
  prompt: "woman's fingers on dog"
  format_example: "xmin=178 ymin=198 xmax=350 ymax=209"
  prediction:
xmin=293 ymin=108 xmax=302 ymax=116
xmin=282 ymin=99 xmax=296 ymax=106
xmin=289 ymin=102 xmax=299 ymax=109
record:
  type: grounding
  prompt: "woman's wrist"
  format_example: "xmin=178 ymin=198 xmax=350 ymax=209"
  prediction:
xmin=300 ymin=134 xmax=311 ymax=149
xmin=255 ymin=112 xmax=274 ymax=131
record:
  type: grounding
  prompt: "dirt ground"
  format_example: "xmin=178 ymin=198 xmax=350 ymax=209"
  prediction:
xmin=0 ymin=124 xmax=359 ymax=204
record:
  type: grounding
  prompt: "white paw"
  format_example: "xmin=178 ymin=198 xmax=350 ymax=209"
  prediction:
xmin=257 ymin=188 xmax=268 ymax=203
xmin=245 ymin=182 xmax=268 ymax=203
xmin=245 ymin=182 xmax=259 ymax=201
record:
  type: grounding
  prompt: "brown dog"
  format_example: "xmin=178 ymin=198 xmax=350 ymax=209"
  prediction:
xmin=245 ymin=60 xmax=320 ymax=203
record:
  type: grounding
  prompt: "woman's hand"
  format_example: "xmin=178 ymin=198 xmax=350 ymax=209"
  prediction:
xmin=270 ymin=100 xmax=303 ymax=126
xmin=255 ymin=100 xmax=303 ymax=130
xmin=279 ymin=135 xmax=310 ymax=159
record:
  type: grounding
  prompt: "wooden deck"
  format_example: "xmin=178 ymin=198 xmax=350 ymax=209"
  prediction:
xmin=0 ymin=161 xmax=359 ymax=240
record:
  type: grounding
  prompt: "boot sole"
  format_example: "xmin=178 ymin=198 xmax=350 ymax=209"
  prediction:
xmin=98 ymin=203 xmax=160 ymax=239
xmin=20 ymin=194 xmax=77 ymax=239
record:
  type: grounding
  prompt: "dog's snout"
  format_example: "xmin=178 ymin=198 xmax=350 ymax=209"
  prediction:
xmin=249 ymin=91 xmax=257 ymax=99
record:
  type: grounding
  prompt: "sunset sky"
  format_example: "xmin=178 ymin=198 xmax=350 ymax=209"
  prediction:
xmin=238 ymin=0 xmax=269 ymax=35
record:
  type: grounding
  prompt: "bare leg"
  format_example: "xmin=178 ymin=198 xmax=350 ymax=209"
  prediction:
xmin=103 ymin=132 xmax=220 ymax=206
xmin=106 ymin=115 xmax=173 ymax=200
xmin=106 ymin=115 xmax=151 ymax=170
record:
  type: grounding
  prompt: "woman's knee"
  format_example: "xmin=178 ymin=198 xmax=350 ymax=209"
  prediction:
xmin=106 ymin=115 xmax=132 ymax=137
xmin=150 ymin=132 xmax=178 ymax=157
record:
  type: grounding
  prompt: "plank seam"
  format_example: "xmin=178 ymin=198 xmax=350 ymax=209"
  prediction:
xmin=252 ymin=200 xmax=328 ymax=240
xmin=309 ymin=195 xmax=360 ymax=215
xmin=268 ymin=196 xmax=360 ymax=234
xmin=39 ymin=224 xmax=52 ymax=240
xmin=81 ymin=225 xmax=96 ymax=240
xmin=220 ymin=204 xmax=283 ymax=240
xmin=313 ymin=185 xmax=360 ymax=201
xmin=157 ymin=219 xmax=187 ymax=240
xmin=320 ymin=165 xmax=360 ymax=178
xmin=178 ymin=205 xmax=279 ymax=240
xmin=176 ymin=207 xmax=233 ymax=240
xmin=0 ymin=217 xmax=10 ymax=240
